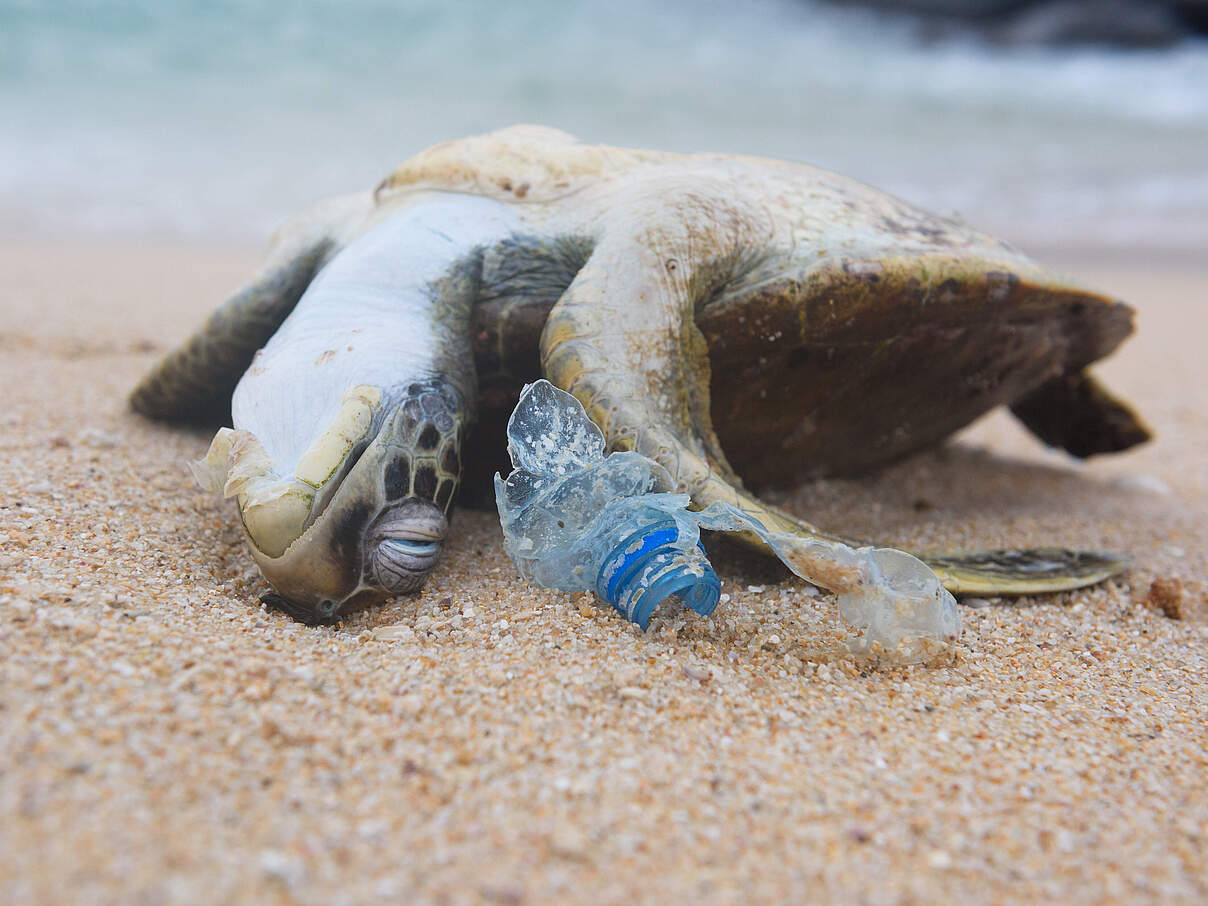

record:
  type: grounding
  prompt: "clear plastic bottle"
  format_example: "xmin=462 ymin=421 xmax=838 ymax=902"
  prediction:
xmin=493 ymin=380 xmax=720 ymax=628
xmin=495 ymin=381 xmax=959 ymax=659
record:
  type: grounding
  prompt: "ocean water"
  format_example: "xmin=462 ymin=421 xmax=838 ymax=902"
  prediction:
xmin=2 ymin=0 xmax=1206 ymax=250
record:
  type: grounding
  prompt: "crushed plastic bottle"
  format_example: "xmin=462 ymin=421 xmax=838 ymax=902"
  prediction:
xmin=495 ymin=381 xmax=960 ymax=660
xmin=493 ymin=380 xmax=720 ymax=628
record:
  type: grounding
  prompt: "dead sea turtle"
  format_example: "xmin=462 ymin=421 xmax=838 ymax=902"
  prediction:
xmin=130 ymin=125 xmax=1148 ymax=624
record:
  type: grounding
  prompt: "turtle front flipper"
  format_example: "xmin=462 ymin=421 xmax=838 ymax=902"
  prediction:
xmin=130 ymin=193 xmax=373 ymax=423
xmin=923 ymin=548 xmax=1129 ymax=596
xmin=540 ymin=190 xmax=892 ymax=595
xmin=540 ymin=192 xmax=1128 ymax=600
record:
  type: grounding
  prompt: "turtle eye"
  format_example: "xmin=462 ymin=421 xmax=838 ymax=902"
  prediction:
xmin=262 ymin=592 xmax=337 ymax=626
xmin=317 ymin=598 xmax=340 ymax=619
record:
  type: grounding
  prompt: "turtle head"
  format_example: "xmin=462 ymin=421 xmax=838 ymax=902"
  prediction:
xmin=258 ymin=496 xmax=450 ymax=625
xmin=198 ymin=380 xmax=466 ymax=624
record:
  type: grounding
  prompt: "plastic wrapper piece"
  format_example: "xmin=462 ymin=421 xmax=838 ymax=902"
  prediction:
xmin=692 ymin=505 xmax=961 ymax=661
xmin=495 ymin=381 xmax=960 ymax=659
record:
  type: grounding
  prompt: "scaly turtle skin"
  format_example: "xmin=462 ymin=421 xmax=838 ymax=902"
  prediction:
xmin=131 ymin=126 xmax=1148 ymax=623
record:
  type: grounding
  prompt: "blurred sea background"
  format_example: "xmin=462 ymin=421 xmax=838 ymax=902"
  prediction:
xmin=2 ymin=0 xmax=1205 ymax=252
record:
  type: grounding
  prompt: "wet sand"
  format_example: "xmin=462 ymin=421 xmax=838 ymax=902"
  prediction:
xmin=1 ymin=239 xmax=1205 ymax=904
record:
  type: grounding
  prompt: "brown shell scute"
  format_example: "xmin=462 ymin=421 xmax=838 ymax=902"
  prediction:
xmin=701 ymin=257 xmax=1137 ymax=484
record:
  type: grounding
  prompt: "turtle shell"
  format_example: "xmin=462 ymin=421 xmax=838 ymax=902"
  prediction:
xmin=700 ymin=253 xmax=1137 ymax=484
xmin=463 ymin=246 xmax=1141 ymax=499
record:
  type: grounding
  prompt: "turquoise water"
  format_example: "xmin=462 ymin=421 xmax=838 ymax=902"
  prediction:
xmin=3 ymin=0 xmax=1206 ymax=248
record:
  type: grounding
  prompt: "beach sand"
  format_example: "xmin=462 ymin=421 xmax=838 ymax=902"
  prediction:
xmin=1 ymin=239 xmax=1205 ymax=904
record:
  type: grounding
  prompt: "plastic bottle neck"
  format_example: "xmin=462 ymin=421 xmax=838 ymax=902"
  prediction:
xmin=596 ymin=522 xmax=720 ymax=629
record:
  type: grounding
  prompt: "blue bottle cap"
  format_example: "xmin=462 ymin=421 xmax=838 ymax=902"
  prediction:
xmin=597 ymin=523 xmax=721 ymax=629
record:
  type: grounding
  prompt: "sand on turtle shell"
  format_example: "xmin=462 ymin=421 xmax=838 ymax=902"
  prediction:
xmin=1 ymin=239 xmax=1205 ymax=904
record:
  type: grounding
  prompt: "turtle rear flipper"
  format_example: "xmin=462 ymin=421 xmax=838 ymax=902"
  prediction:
xmin=1010 ymin=370 xmax=1151 ymax=458
xmin=130 ymin=193 xmax=373 ymax=424
xmin=540 ymin=190 xmax=1130 ymax=598
xmin=930 ymin=367 xmax=1147 ymax=593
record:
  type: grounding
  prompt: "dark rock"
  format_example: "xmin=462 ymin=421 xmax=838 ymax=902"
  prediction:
xmin=845 ymin=0 xmax=1029 ymax=15
xmin=1173 ymin=0 xmax=1208 ymax=31
xmin=991 ymin=0 xmax=1185 ymax=46
xmin=823 ymin=0 xmax=1206 ymax=45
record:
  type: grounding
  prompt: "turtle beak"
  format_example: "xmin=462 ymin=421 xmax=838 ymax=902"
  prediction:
xmin=363 ymin=498 xmax=448 ymax=596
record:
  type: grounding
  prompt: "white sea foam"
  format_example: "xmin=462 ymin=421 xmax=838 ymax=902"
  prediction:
xmin=1 ymin=0 xmax=1205 ymax=249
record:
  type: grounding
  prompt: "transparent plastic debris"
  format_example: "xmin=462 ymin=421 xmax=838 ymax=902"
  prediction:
xmin=493 ymin=380 xmax=718 ymax=628
xmin=688 ymin=509 xmax=961 ymax=662
xmin=495 ymin=381 xmax=960 ymax=659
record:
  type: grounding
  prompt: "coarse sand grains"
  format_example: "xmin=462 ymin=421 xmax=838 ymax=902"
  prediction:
xmin=1 ymin=241 xmax=1206 ymax=904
